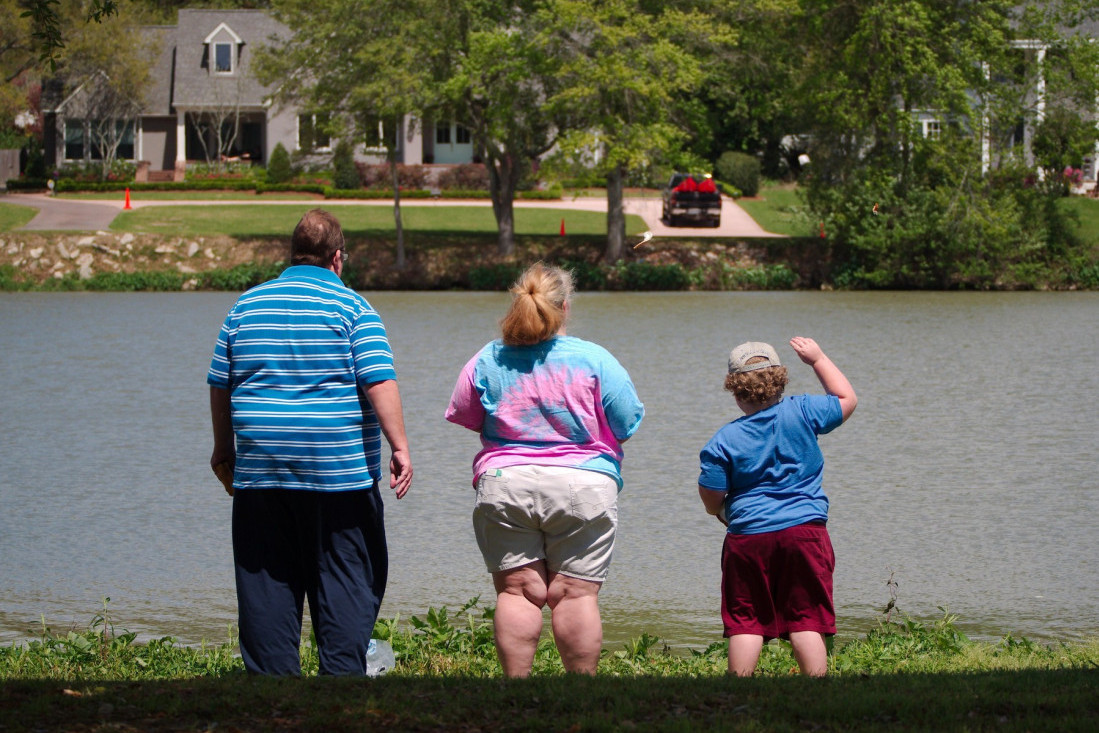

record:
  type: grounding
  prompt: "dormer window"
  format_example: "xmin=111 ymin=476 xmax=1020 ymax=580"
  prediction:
xmin=214 ymin=42 xmax=233 ymax=73
xmin=204 ymin=23 xmax=243 ymax=75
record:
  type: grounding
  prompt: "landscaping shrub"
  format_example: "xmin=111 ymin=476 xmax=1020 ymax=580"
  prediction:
xmin=436 ymin=163 xmax=489 ymax=191
xmin=4 ymin=178 xmax=49 ymax=191
xmin=331 ymin=140 xmax=360 ymax=190
xmin=266 ymin=143 xmax=293 ymax=184
xmin=716 ymin=151 xmax=761 ymax=198
xmin=356 ymin=163 xmax=430 ymax=190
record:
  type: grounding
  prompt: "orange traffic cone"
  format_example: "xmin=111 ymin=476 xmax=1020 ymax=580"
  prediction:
xmin=560 ymin=218 xmax=566 ymax=236
xmin=124 ymin=188 xmax=132 ymax=210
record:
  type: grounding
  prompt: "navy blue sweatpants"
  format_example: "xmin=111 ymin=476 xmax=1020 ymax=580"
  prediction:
xmin=232 ymin=486 xmax=387 ymax=676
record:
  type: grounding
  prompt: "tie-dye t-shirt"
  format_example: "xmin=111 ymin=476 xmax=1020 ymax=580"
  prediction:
xmin=445 ymin=336 xmax=644 ymax=488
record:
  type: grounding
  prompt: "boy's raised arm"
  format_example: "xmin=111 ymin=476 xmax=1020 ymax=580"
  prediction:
xmin=790 ymin=337 xmax=857 ymax=421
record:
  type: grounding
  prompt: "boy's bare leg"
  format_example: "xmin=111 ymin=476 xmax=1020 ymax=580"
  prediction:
xmin=789 ymin=630 xmax=828 ymax=676
xmin=728 ymin=634 xmax=764 ymax=676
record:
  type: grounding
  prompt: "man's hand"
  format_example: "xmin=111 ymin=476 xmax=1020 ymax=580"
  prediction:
xmin=389 ymin=448 xmax=412 ymax=499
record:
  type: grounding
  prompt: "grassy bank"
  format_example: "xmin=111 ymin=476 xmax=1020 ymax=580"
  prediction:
xmin=0 ymin=201 xmax=38 ymax=230
xmin=2 ymin=601 xmax=1097 ymax=731
xmin=108 ymin=205 xmax=643 ymax=239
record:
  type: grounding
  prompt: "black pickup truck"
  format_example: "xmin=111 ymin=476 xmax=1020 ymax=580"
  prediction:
xmin=661 ymin=173 xmax=722 ymax=227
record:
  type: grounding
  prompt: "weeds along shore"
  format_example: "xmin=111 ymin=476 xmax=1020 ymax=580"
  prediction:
xmin=3 ymin=599 xmax=1097 ymax=731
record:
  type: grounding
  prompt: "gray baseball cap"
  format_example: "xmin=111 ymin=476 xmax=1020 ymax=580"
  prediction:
xmin=728 ymin=341 xmax=782 ymax=374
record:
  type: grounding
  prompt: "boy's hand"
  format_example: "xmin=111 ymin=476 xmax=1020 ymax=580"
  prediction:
xmin=790 ymin=336 xmax=824 ymax=365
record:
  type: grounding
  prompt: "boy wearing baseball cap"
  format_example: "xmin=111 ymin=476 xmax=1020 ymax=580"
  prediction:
xmin=697 ymin=337 xmax=856 ymax=676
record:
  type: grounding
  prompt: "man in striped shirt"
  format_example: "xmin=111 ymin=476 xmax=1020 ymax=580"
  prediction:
xmin=208 ymin=208 xmax=412 ymax=676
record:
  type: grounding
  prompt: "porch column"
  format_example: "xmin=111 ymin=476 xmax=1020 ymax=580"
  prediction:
xmin=176 ymin=110 xmax=186 ymax=163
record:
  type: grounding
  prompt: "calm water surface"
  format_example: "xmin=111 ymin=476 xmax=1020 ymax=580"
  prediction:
xmin=1 ymin=290 xmax=1097 ymax=650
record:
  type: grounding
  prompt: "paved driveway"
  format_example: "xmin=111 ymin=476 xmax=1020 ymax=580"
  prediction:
xmin=2 ymin=191 xmax=782 ymax=237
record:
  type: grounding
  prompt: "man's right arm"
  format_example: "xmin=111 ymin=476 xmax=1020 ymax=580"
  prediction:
xmin=209 ymin=386 xmax=234 ymax=470
xmin=364 ymin=379 xmax=413 ymax=499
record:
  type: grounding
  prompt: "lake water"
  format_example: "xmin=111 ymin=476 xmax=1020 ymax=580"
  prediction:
xmin=2 ymin=290 xmax=1097 ymax=651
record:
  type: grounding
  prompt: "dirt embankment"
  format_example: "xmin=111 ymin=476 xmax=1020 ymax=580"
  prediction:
xmin=0 ymin=231 xmax=817 ymax=289
xmin=0 ymin=231 xmax=284 ymax=287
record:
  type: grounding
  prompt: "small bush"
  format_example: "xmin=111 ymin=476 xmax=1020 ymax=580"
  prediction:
xmin=331 ymin=140 xmax=360 ymax=190
xmin=469 ymin=263 xmax=523 ymax=290
xmin=199 ymin=262 xmax=284 ymax=291
xmin=5 ymin=178 xmax=49 ymax=191
xmin=266 ymin=143 xmax=293 ymax=184
xmin=723 ymin=263 xmax=797 ymax=290
xmin=559 ymin=259 xmax=607 ymax=291
xmin=356 ymin=163 xmax=430 ymax=190
xmin=716 ymin=151 xmax=760 ymax=198
xmin=436 ymin=164 xmax=489 ymax=191
xmin=612 ymin=261 xmax=692 ymax=290
xmin=83 ymin=271 xmax=187 ymax=292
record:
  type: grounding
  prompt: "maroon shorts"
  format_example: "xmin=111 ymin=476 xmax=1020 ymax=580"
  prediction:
xmin=720 ymin=521 xmax=835 ymax=641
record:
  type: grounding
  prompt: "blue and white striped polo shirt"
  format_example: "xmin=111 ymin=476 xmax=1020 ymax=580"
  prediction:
xmin=207 ymin=265 xmax=396 ymax=492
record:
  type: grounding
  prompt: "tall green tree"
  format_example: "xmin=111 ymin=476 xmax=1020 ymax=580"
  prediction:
xmin=690 ymin=0 xmax=804 ymax=177
xmin=259 ymin=0 xmax=558 ymax=257
xmin=53 ymin=2 xmax=159 ymax=179
xmin=256 ymin=0 xmax=428 ymax=269
xmin=537 ymin=0 xmax=719 ymax=262
xmin=425 ymin=0 xmax=562 ymax=255
xmin=791 ymin=0 xmax=1099 ymax=288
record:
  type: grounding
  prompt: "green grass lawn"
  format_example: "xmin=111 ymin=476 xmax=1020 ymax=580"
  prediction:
xmin=0 ymin=201 xmax=39 ymax=231
xmin=1061 ymin=195 xmax=1099 ymax=244
xmin=111 ymin=204 xmax=645 ymax=238
xmin=736 ymin=183 xmax=814 ymax=237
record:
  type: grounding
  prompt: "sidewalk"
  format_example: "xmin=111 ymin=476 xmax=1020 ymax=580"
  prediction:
xmin=1 ymin=191 xmax=783 ymax=238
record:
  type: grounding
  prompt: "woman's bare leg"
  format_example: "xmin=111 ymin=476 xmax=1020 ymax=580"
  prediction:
xmin=547 ymin=573 xmax=603 ymax=674
xmin=491 ymin=562 xmax=549 ymax=678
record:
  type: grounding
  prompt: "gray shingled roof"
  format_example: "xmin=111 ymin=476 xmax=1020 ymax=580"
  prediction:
xmin=142 ymin=25 xmax=175 ymax=116
xmin=171 ymin=9 xmax=291 ymax=110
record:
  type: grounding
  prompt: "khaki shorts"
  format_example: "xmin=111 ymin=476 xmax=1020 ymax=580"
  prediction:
xmin=472 ymin=465 xmax=619 ymax=582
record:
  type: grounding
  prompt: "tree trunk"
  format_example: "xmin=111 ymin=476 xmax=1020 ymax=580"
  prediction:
xmin=389 ymin=149 xmax=405 ymax=270
xmin=604 ymin=165 xmax=627 ymax=263
xmin=488 ymin=153 xmax=518 ymax=256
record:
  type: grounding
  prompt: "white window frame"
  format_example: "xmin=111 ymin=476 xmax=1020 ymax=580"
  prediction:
xmin=297 ymin=113 xmax=332 ymax=153
xmin=213 ymin=42 xmax=234 ymax=75
xmin=922 ymin=119 xmax=941 ymax=140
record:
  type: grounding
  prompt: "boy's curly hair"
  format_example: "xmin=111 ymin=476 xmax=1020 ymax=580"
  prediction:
xmin=724 ymin=357 xmax=788 ymax=404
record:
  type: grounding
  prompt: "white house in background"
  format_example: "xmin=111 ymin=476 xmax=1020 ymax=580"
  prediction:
xmin=42 ymin=9 xmax=473 ymax=179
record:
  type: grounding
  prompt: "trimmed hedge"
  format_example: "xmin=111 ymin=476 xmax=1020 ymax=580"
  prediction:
xmin=5 ymin=179 xmax=50 ymax=191
xmin=55 ymin=179 xmax=256 ymax=193
xmin=324 ymin=188 xmax=433 ymax=199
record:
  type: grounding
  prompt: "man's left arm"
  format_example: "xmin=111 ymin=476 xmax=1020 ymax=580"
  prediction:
xmin=364 ymin=379 xmax=413 ymax=499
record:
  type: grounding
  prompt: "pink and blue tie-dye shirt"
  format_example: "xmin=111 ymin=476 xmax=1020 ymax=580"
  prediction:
xmin=445 ymin=336 xmax=644 ymax=488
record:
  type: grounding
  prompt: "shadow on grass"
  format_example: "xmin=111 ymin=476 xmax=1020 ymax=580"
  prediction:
xmin=3 ymin=668 xmax=1096 ymax=731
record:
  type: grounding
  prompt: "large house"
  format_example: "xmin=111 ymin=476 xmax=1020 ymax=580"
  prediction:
xmin=42 ymin=9 xmax=475 ymax=179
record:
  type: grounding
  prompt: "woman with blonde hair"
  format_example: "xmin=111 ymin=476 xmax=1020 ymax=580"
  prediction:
xmin=446 ymin=262 xmax=644 ymax=676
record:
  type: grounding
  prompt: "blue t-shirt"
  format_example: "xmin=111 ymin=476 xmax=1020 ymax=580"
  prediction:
xmin=698 ymin=394 xmax=843 ymax=534
xmin=207 ymin=265 xmax=396 ymax=491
